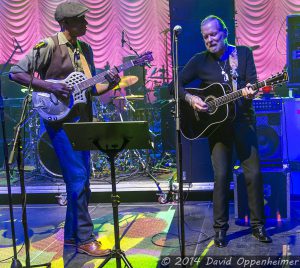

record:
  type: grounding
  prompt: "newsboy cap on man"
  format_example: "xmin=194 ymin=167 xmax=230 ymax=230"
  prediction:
xmin=55 ymin=1 xmax=88 ymax=22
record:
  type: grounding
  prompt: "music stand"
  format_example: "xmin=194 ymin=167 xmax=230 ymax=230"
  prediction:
xmin=63 ymin=121 xmax=152 ymax=268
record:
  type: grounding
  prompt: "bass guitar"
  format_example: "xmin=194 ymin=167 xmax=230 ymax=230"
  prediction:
xmin=180 ymin=71 xmax=288 ymax=140
xmin=32 ymin=51 xmax=153 ymax=122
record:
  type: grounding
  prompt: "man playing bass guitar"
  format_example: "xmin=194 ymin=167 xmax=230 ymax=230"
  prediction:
xmin=177 ymin=15 xmax=272 ymax=247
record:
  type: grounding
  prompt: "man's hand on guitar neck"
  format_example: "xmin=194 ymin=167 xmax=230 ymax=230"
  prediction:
xmin=242 ymin=83 xmax=256 ymax=99
xmin=185 ymin=93 xmax=208 ymax=112
xmin=105 ymin=71 xmax=121 ymax=90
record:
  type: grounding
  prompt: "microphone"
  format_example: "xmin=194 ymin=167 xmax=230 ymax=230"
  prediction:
xmin=13 ymin=38 xmax=23 ymax=53
xmin=150 ymin=67 xmax=157 ymax=76
xmin=173 ymin=25 xmax=182 ymax=35
xmin=121 ymin=30 xmax=125 ymax=47
xmin=33 ymin=41 xmax=48 ymax=50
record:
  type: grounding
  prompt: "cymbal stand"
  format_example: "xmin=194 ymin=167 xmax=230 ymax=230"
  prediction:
xmin=122 ymin=95 xmax=166 ymax=201
xmin=161 ymin=28 xmax=170 ymax=84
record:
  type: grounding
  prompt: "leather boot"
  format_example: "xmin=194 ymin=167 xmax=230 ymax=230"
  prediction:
xmin=214 ymin=230 xmax=227 ymax=247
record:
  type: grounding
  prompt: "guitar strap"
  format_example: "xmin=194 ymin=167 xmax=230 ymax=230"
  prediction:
xmin=229 ymin=46 xmax=238 ymax=91
xmin=229 ymin=46 xmax=242 ymax=105
xmin=76 ymin=40 xmax=102 ymax=92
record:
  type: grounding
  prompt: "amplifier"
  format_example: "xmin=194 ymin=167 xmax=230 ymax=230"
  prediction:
xmin=234 ymin=167 xmax=290 ymax=220
xmin=252 ymin=98 xmax=282 ymax=112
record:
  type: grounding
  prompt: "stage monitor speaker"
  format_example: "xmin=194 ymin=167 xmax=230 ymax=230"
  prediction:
xmin=253 ymin=98 xmax=283 ymax=166
xmin=123 ymin=55 xmax=145 ymax=97
xmin=234 ymin=167 xmax=290 ymax=219
xmin=287 ymin=14 xmax=300 ymax=88
xmin=282 ymin=98 xmax=300 ymax=164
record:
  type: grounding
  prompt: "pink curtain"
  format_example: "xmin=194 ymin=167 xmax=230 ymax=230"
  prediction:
xmin=0 ymin=0 xmax=171 ymax=81
xmin=1 ymin=0 xmax=300 ymax=81
xmin=235 ymin=0 xmax=300 ymax=80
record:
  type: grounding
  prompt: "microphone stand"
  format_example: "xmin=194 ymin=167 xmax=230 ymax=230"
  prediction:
xmin=8 ymin=47 xmax=50 ymax=268
xmin=172 ymin=30 xmax=186 ymax=259
xmin=0 ymin=43 xmax=23 ymax=268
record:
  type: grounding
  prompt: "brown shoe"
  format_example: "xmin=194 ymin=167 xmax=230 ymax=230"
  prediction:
xmin=77 ymin=240 xmax=111 ymax=257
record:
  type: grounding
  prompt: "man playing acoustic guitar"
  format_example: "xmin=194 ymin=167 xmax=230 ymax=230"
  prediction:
xmin=178 ymin=15 xmax=272 ymax=247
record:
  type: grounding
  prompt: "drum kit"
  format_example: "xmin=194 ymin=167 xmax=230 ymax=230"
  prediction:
xmin=13 ymin=74 xmax=168 ymax=180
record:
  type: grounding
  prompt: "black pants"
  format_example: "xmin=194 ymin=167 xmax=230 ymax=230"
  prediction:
xmin=208 ymin=121 xmax=265 ymax=231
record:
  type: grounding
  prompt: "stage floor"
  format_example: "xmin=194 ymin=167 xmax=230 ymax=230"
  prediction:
xmin=1 ymin=201 xmax=300 ymax=267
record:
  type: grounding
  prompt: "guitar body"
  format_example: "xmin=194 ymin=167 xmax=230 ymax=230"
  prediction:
xmin=31 ymin=51 xmax=154 ymax=122
xmin=180 ymin=83 xmax=235 ymax=140
xmin=32 ymin=72 xmax=88 ymax=121
xmin=180 ymin=71 xmax=288 ymax=140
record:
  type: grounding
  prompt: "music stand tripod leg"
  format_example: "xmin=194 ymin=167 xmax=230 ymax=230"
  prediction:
xmin=97 ymin=150 xmax=133 ymax=268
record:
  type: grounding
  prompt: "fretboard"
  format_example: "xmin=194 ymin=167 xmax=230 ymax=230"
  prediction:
xmin=207 ymin=80 xmax=265 ymax=108
xmin=77 ymin=60 xmax=134 ymax=90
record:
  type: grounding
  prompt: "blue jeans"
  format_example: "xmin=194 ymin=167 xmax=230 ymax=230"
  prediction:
xmin=44 ymin=120 xmax=95 ymax=244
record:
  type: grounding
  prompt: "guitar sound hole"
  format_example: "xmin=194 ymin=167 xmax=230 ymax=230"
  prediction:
xmin=205 ymin=96 xmax=217 ymax=114
xmin=208 ymin=106 xmax=217 ymax=114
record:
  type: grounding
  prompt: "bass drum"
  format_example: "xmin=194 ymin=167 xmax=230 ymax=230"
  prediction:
xmin=38 ymin=132 xmax=63 ymax=177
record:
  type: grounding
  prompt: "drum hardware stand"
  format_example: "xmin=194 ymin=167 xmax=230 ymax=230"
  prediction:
xmin=160 ymin=28 xmax=170 ymax=84
xmin=131 ymin=148 xmax=167 ymax=203
xmin=119 ymin=94 xmax=167 ymax=202
xmin=8 ymin=46 xmax=51 ymax=268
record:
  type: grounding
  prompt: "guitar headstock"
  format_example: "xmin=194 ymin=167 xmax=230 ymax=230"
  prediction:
xmin=265 ymin=70 xmax=289 ymax=86
xmin=132 ymin=51 xmax=154 ymax=66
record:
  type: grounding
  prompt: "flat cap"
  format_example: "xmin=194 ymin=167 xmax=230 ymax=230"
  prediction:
xmin=55 ymin=2 xmax=88 ymax=22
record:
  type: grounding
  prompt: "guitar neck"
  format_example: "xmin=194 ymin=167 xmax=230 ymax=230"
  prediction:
xmin=207 ymin=80 xmax=266 ymax=108
xmin=77 ymin=61 xmax=134 ymax=90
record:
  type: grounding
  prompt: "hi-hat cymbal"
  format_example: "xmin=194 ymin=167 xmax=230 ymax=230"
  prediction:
xmin=21 ymin=86 xmax=29 ymax=93
xmin=112 ymin=75 xmax=138 ymax=90
xmin=114 ymin=95 xmax=144 ymax=100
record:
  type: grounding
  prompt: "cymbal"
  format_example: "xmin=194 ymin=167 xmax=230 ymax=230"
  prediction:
xmin=112 ymin=75 xmax=138 ymax=90
xmin=114 ymin=95 xmax=144 ymax=100
xmin=21 ymin=86 xmax=29 ymax=93
xmin=250 ymin=45 xmax=260 ymax=51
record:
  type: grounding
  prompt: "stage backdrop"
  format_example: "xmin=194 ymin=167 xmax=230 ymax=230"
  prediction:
xmin=0 ymin=0 xmax=171 ymax=103
xmin=1 ymin=1 xmax=300 ymax=83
